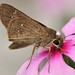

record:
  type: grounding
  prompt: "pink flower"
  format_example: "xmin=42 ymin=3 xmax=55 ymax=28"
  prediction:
xmin=16 ymin=18 xmax=75 ymax=75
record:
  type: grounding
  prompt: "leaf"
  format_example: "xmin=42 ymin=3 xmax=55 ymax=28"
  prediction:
xmin=63 ymin=54 xmax=75 ymax=69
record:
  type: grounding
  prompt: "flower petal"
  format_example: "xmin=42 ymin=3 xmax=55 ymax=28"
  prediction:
xmin=16 ymin=50 xmax=48 ymax=75
xmin=63 ymin=40 xmax=75 ymax=62
xmin=17 ymin=47 xmax=75 ymax=75
xmin=62 ymin=18 xmax=75 ymax=36
xmin=40 ymin=53 xmax=75 ymax=75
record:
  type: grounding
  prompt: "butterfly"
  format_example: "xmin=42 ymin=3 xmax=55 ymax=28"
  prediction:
xmin=0 ymin=3 xmax=64 ymax=72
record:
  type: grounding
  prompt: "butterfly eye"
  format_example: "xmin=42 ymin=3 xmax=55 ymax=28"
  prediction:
xmin=53 ymin=39 xmax=59 ymax=45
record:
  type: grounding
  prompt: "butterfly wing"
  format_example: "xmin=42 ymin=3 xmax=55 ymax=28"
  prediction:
xmin=0 ymin=3 xmax=56 ymax=49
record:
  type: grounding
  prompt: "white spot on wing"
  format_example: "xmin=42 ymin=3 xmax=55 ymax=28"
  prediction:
xmin=21 ymin=24 xmax=24 ymax=27
xmin=17 ymin=30 xmax=20 ymax=36
xmin=18 ymin=30 xmax=20 ymax=32
xmin=13 ymin=10 xmax=17 ymax=14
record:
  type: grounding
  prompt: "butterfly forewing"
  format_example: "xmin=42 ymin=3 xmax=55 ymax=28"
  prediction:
xmin=0 ymin=3 xmax=56 ymax=49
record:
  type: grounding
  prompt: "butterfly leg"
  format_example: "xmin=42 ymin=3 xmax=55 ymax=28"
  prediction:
xmin=26 ymin=46 xmax=36 ymax=69
xmin=48 ymin=47 xmax=51 ymax=73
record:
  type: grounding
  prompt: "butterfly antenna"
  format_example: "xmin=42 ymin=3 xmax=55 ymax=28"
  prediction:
xmin=64 ymin=33 xmax=75 ymax=39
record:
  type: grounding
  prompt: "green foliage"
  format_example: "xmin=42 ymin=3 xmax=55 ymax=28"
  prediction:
xmin=63 ymin=54 xmax=75 ymax=69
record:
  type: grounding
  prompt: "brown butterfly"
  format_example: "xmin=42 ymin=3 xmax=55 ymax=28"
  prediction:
xmin=0 ymin=3 xmax=64 ymax=72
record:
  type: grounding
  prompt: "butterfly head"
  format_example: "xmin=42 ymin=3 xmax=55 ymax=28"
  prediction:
xmin=52 ymin=35 xmax=63 ymax=48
